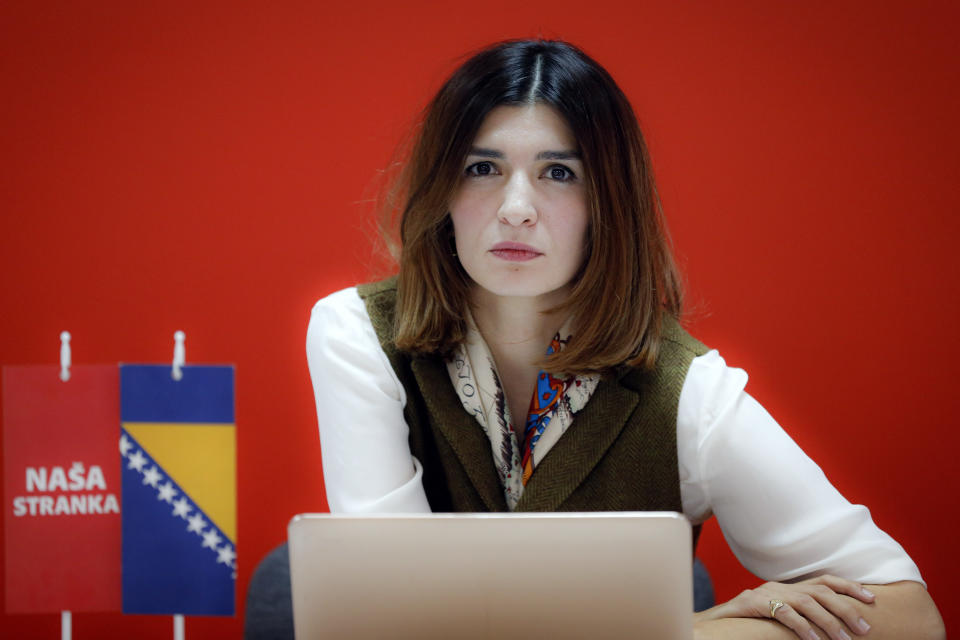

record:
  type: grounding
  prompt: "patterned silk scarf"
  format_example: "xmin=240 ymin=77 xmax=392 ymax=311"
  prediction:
xmin=445 ymin=313 xmax=599 ymax=510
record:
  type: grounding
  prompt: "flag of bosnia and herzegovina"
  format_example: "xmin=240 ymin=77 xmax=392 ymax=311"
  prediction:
xmin=119 ymin=364 xmax=235 ymax=615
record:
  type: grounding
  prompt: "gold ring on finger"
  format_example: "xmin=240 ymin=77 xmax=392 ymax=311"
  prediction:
xmin=769 ymin=599 xmax=785 ymax=619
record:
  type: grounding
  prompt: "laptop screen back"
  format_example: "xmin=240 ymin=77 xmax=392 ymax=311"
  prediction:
xmin=288 ymin=512 xmax=693 ymax=639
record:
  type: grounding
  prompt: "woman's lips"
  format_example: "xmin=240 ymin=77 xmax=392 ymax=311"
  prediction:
xmin=489 ymin=242 xmax=542 ymax=262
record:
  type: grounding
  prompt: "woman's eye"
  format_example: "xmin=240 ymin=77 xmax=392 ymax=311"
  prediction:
xmin=545 ymin=165 xmax=576 ymax=181
xmin=465 ymin=161 xmax=497 ymax=177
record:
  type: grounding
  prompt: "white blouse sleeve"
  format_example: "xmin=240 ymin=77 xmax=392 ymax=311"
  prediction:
xmin=677 ymin=350 xmax=924 ymax=585
xmin=306 ymin=287 xmax=431 ymax=514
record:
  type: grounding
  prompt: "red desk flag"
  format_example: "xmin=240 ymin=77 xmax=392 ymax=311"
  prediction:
xmin=2 ymin=365 xmax=122 ymax=613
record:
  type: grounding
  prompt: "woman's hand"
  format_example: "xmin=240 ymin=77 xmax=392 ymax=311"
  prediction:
xmin=695 ymin=575 xmax=876 ymax=640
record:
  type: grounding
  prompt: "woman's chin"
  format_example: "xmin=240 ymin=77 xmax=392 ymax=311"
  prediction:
xmin=468 ymin=278 xmax=573 ymax=304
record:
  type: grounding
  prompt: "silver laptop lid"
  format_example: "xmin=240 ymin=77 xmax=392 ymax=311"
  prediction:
xmin=288 ymin=512 xmax=693 ymax=639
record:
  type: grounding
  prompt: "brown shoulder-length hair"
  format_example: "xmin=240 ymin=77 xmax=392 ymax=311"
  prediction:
xmin=384 ymin=39 xmax=682 ymax=375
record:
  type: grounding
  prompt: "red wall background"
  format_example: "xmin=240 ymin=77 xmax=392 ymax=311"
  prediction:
xmin=2 ymin=1 xmax=957 ymax=636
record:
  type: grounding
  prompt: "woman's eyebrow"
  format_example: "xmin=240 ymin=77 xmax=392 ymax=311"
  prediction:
xmin=466 ymin=147 xmax=581 ymax=160
xmin=467 ymin=147 xmax=504 ymax=158
xmin=535 ymin=150 xmax=581 ymax=160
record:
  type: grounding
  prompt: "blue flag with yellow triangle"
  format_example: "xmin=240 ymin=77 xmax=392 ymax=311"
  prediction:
xmin=119 ymin=364 xmax=236 ymax=615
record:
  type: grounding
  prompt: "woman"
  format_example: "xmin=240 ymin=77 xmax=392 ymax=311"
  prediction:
xmin=306 ymin=40 xmax=944 ymax=639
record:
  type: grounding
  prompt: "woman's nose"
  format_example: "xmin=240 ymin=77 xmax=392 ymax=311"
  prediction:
xmin=497 ymin=173 xmax=538 ymax=226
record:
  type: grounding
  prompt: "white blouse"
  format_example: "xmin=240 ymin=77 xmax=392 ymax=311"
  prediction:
xmin=306 ymin=287 xmax=923 ymax=586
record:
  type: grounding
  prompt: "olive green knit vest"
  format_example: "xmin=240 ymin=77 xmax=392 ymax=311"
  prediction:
xmin=357 ymin=277 xmax=708 ymax=519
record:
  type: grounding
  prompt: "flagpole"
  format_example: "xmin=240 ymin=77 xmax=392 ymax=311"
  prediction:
xmin=60 ymin=341 xmax=74 ymax=640
xmin=172 ymin=332 xmax=188 ymax=640
xmin=61 ymin=610 xmax=71 ymax=640
xmin=60 ymin=335 xmax=72 ymax=640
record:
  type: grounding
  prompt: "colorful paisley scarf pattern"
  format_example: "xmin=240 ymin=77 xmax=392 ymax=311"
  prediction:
xmin=446 ymin=313 xmax=599 ymax=510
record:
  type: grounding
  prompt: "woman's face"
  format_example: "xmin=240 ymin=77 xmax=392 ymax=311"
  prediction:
xmin=449 ymin=104 xmax=589 ymax=304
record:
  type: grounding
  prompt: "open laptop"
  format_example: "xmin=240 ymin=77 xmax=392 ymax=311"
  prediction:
xmin=288 ymin=512 xmax=693 ymax=639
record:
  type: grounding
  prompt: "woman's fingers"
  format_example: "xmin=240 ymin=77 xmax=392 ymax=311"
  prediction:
xmin=770 ymin=601 xmax=822 ymax=640
xmin=787 ymin=589 xmax=859 ymax=639
xmin=807 ymin=574 xmax=877 ymax=604
xmin=705 ymin=576 xmax=874 ymax=640
xmin=800 ymin=577 xmax=874 ymax=634
xmin=752 ymin=577 xmax=873 ymax=640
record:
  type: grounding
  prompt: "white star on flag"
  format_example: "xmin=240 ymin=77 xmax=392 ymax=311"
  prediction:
xmin=127 ymin=450 xmax=147 ymax=472
xmin=187 ymin=513 xmax=206 ymax=534
xmin=157 ymin=481 xmax=177 ymax=503
xmin=142 ymin=465 xmax=162 ymax=488
xmin=119 ymin=434 xmax=133 ymax=456
xmin=216 ymin=545 xmax=236 ymax=566
xmin=202 ymin=529 xmax=222 ymax=549
xmin=172 ymin=497 xmax=192 ymax=519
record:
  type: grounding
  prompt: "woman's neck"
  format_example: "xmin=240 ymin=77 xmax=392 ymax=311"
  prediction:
xmin=469 ymin=286 xmax=568 ymax=357
xmin=469 ymin=286 xmax=569 ymax=427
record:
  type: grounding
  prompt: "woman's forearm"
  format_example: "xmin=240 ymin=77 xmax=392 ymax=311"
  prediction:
xmin=694 ymin=617 xmax=805 ymax=640
xmin=694 ymin=581 xmax=944 ymax=640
